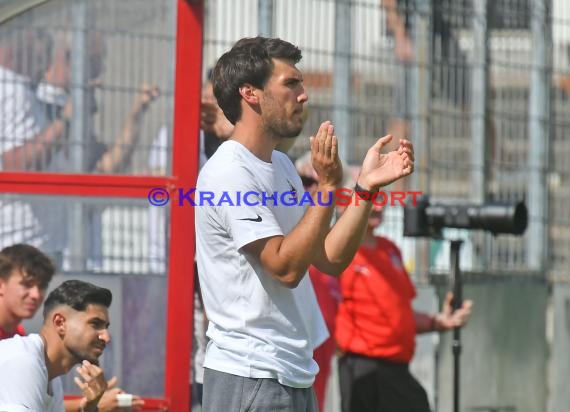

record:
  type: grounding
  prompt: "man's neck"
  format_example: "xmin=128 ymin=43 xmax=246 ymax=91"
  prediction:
xmin=0 ymin=305 xmax=21 ymax=335
xmin=40 ymin=329 xmax=74 ymax=380
xmin=231 ymin=119 xmax=279 ymax=163
xmin=0 ymin=324 xmax=22 ymax=340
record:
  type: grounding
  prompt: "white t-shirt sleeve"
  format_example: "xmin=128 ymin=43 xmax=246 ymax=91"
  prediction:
xmin=0 ymin=354 xmax=49 ymax=411
xmin=0 ymin=81 xmax=44 ymax=149
xmin=207 ymin=166 xmax=284 ymax=251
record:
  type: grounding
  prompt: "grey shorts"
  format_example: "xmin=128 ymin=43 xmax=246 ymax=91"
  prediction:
xmin=202 ymin=368 xmax=318 ymax=412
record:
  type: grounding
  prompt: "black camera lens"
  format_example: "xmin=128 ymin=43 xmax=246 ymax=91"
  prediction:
xmin=403 ymin=195 xmax=528 ymax=237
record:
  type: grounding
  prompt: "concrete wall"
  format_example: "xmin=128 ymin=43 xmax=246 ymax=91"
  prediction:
xmin=549 ymin=282 xmax=570 ymax=412
xmin=435 ymin=275 xmax=548 ymax=412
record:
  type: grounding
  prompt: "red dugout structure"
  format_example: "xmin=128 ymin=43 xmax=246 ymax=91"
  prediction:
xmin=0 ymin=0 xmax=203 ymax=409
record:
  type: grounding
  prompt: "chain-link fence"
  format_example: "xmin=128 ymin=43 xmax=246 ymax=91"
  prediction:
xmin=203 ymin=1 xmax=568 ymax=411
xmin=202 ymin=0 xmax=567 ymax=279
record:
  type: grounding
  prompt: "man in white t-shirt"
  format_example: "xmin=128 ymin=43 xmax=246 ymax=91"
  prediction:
xmin=0 ymin=280 xmax=112 ymax=412
xmin=196 ymin=36 xmax=414 ymax=411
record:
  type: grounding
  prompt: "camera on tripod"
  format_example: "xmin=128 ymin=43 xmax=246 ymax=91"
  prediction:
xmin=403 ymin=195 xmax=528 ymax=238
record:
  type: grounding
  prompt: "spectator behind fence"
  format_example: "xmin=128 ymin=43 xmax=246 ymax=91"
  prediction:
xmin=294 ymin=151 xmax=342 ymax=412
xmin=381 ymin=0 xmax=473 ymax=190
xmin=334 ymin=170 xmax=473 ymax=412
xmin=0 ymin=25 xmax=159 ymax=260
xmin=195 ymin=36 xmax=413 ymax=412
xmin=32 ymin=30 xmax=159 ymax=270
xmin=0 ymin=24 xmax=71 ymax=249
xmin=0 ymin=244 xmax=144 ymax=412
xmin=0 ymin=280 xmax=113 ymax=411
xmin=36 ymin=31 xmax=160 ymax=175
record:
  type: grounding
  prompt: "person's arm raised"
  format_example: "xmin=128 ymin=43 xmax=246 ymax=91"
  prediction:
xmin=2 ymin=99 xmax=72 ymax=170
xmin=313 ymin=135 xmax=414 ymax=275
xmin=382 ymin=0 xmax=413 ymax=61
xmin=96 ymin=84 xmax=160 ymax=173
xmin=242 ymin=121 xmax=342 ymax=288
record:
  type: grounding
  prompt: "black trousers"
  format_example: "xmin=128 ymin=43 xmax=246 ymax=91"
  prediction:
xmin=338 ymin=353 xmax=431 ymax=412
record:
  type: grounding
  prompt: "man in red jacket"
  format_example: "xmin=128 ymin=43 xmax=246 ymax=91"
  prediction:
xmin=335 ymin=182 xmax=473 ymax=412
xmin=0 ymin=244 xmax=55 ymax=339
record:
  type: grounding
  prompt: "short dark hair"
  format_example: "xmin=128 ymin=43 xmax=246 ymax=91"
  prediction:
xmin=0 ymin=244 xmax=55 ymax=290
xmin=43 ymin=280 xmax=112 ymax=318
xmin=212 ymin=36 xmax=302 ymax=124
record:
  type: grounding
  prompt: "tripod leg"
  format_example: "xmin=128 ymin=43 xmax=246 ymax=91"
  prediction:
xmin=450 ymin=240 xmax=463 ymax=412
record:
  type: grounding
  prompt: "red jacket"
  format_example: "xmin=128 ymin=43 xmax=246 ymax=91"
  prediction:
xmin=0 ymin=324 xmax=26 ymax=340
xmin=335 ymin=236 xmax=417 ymax=363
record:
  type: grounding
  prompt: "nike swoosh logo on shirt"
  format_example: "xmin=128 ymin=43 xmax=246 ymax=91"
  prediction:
xmin=238 ymin=214 xmax=262 ymax=222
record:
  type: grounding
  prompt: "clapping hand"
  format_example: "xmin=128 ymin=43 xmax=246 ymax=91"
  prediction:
xmin=357 ymin=135 xmax=414 ymax=191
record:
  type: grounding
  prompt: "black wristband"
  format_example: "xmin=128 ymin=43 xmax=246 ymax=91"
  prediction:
xmin=354 ymin=182 xmax=376 ymax=201
xmin=78 ymin=406 xmax=98 ymax=412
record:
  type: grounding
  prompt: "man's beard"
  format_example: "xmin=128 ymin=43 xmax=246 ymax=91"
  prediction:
xmin=265 ymin=118 xmax=303 ymax=139
xmin=262 ymin=108 xmax=303 ymax=139
xmin=261 ymin=92 xmax=303 ymax=139
xmin=69 ymin=346 xmax=100 ymax=365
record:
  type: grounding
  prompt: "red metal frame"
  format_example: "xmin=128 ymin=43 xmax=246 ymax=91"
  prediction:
xmin=0 ymin=0 xmax=203 ymax=410
xmin=164 ymin=0 xmax=203 ymax=410
xmin=0 ymin=172 xmax=175 ymax=197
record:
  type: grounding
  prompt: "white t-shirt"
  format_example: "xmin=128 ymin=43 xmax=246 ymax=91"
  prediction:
xmin=0 ymin=334 xmax=64 ymax=412
xmin=195 ymin=140 xmax=328 ymax=388
xmin=0 ymin=66 xmax=47 ymax=249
